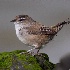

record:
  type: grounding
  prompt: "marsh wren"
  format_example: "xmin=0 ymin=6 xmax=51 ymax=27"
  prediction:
xmin=10 ymin=15 xmax=70 ymax=54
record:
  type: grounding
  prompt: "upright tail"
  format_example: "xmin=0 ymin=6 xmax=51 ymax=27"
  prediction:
xmin=51 ymin=18 xmax=70 ymax=33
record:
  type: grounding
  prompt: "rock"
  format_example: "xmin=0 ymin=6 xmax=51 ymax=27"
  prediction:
xmin=0 ymin=50 xmax=55 ymax=70
xmin=34 ymin=53 xmax=55 ymax=70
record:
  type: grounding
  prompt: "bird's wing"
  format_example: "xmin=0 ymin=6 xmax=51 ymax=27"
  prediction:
xmin=27 ymin=22 xmax=57 ymax=35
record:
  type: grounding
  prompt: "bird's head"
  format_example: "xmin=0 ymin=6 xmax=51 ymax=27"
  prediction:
xmin=10 ymin=15 xmax=33 ymax=24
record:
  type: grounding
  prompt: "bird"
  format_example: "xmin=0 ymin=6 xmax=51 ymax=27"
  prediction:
xmin=10 ymin=15 xmax=70 ymax=54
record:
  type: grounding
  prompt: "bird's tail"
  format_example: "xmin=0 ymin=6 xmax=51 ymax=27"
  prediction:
xmin=51 ymin=18 xmax=70 ymax=33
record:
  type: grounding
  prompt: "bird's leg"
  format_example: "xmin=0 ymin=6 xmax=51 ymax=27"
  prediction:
xmin=20 ymin=47 xmax=36 ymax=55
xmin=27 ymin=48 xmax=37 ymax=55
xmin=27 ymin=47 xmax=35 ymax=53
xmin=27 ymin=48 xmax=41 ymax=56
xmin=37 ymin=48 xmax=40 ymax=54
xmin=20 ymin=45 xmax=41 ymax=55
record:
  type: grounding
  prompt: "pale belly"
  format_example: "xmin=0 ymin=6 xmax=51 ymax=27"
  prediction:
xmin=15 ymin=24 xmax=29 ymax=44
xmin=16 ymin=28 xmax=29 ymax=44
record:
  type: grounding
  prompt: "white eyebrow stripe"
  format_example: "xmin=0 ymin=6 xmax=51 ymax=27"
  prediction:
xmin=21 ymin=18 xmax=26 ymax=19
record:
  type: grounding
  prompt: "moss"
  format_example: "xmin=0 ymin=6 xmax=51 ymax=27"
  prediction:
xmin=0 ymin=50 xmax=55 ymax=70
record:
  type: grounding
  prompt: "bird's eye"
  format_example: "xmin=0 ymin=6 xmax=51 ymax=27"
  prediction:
xmin=18 ymin=19 xmax=23 ymax=21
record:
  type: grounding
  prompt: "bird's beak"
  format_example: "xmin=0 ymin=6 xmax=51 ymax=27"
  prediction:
xmin=10 ymin=19 xmax=16 ymax=22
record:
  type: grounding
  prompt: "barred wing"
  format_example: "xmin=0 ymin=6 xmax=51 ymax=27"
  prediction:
xmin=27 ymin=23 xmax=57 ymax=35
xmin=27 ymin=20 xmax=70 ymax=35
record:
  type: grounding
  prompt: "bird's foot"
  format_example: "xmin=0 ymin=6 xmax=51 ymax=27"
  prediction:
xmin=19 ymin=51 xmax=29 ymax=55
xmin=20 ymin=48 xmax=40 ymax=56
xmin=19 ymin=51 xmax=36 ymax=56
xmin=19 ymin=48 xmax=35 ymax=55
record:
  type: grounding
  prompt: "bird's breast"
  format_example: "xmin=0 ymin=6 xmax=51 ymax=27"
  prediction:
xmin=15 ymin=24 xmax=30 ymax=44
